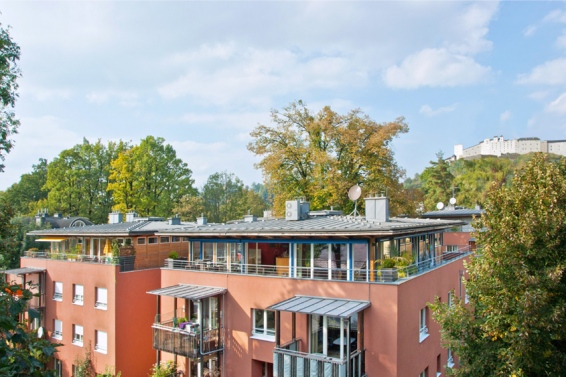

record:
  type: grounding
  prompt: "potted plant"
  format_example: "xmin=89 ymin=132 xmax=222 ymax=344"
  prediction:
xmin=377 ymin=257 xmax=398 ymax=282
xmin=166 ymin=251 xmax=179 ymax=268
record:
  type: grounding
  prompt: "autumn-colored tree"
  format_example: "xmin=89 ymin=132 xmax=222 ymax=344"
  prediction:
xmin=108 ymin=136 xmax=196 ymax=217
xmin=431 ymin=154 xmax=566 ymax=376
xmin=248 ymin=101 xmax=408 ymax=215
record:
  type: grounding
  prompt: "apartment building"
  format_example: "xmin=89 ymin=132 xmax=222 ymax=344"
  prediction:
xmin=453 ymin=136 xmax=566 ymax=160
xmin=8 ymin=196 xmax=470 ymax=377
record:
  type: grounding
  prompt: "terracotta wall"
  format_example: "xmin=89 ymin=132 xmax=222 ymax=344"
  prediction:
xmin=443 ymin=232 xmax=473 ymax=247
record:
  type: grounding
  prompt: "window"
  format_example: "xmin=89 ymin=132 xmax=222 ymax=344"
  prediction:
xmin=95 ymin=287 xmax=108 ymax=310
xmin=172 ymin=236 xmax=181 ymax=243
xmin=54 ymin=359 xmax=63 ymax=377
xmin=53 ymin=319 xmax=63 ymax=340
xmin=447 ymin=245 xmax=458 ymax=252
xmin=252 ymin=309 xmax=275 ymax=339
xmin=137 ymin=237 xmax=146 ymax=245
xmin=73 ymin=284 xmax=84 ymax=305
xmin=95 ymin=330 xmax=108 ymax=353
xmin=148 ymin=237 xmax=157 ymax=244
xmin=72 ymin=324 xmax=83 ymax=346
xmin=447 ymin=349 xmax=454 ymax=368
xmin=420 ymin=307 xmax=429 ymax=342
xmin=53 ymin=281 xmax=63 ymax=301
xmin=420 ymin=368 xmax=428 ymax=377
xmin=182 ymin=237 xmax=189 ymax=242
xmin=160 ymin=236 xmax=170 ymax=243
xmin=448 ymin=291 xmax=453 ymax=307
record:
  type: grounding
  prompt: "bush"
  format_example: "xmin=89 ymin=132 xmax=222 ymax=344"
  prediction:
xmin=168 ymin=251 xmax=179 ymax=259
xmin=149 ymin=361 xmax=177 ymax=377
xmin=381 ymin=258 xmax=396 ymax=268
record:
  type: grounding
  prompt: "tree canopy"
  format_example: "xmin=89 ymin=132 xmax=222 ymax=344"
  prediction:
xmin=248 ymin=100 xmax=409 ymax=215
xmin=431 ymin=153 xmax=566 ymax=376
xmin=0 ymin=22 xmax=20 ymax=172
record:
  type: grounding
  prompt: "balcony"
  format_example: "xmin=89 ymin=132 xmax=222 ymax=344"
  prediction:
xmin=152 ymin=318 xmax=223 ymax=359
xmin=274 ymin=339 xmax=366 ymax=377
xmin=23 ymin=251 xmax=136 ymax=272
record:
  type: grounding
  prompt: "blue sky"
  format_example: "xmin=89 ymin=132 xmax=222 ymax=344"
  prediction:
xmin=1 ymin=1 xmax=565 ymax=191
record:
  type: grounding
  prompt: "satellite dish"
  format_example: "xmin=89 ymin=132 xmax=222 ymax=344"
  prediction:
xmin=437 ymin=202 xmax=445 ymax=210
xmin=348 ymin=185 xmax=362 ymax=201
xmin=37 ymin=327 xmax=44 ymax=338
xmin=449 ymin=197 xmax=457 ymax=205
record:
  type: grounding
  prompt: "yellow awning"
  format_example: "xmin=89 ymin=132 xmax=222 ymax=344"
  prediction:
xmin=35 ymin=238 xmax=67 ymax=242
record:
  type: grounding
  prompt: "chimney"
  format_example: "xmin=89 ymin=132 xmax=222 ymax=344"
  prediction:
xmin=244 ymin=214 xmax=257 ymax=223
xmin=35 ymin=209 xmax=47 ymax=226
xmin=53 ymin=213 xmax=63 ymax=219
xmin=197 ymin=214 xmax=207 ymax=225
xmin=263 ymin=210 xmax=272 ymax=218
xmin=168 ymin=215 xmax=181 ymax=225
xmin=108 ymin=211 xmax=123 ymax=224
xmin=126 ymin=212 xmax=137 ymax=222
xmin=364 ymin=195 xmax=389 ymax=223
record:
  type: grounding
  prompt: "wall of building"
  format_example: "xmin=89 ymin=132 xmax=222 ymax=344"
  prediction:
xmin=133 ymin=236 xmax=190 ymax=269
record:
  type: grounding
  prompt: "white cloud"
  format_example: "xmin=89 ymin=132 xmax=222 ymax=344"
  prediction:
xmin=419 ymin=103 xmax=458 ymax=117
xmin=545 ymin=92 xmax=566 ymax=114
xmin=523 ymin=25 xmax=538 ymax=37
xmin=517 ymin=58 xmax=566 ymax=85
xmin=86 ymin=90 xmax=140 ymax=107
xmin=383 ymin=48 xmax=491 ymax=89
xmin=543 ymin=9 xmax=566 ymax=24
xmin=529 ymin=91 xmax=550 ymax=101
xmin=499 ymin=110 xmax=511 ymax=122
xmin=178 ymin=111 xmax=270 ymax=133
xmin=20 ymin=85 xmax=72 ymax=102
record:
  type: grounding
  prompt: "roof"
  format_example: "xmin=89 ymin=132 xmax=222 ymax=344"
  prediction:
xmin=422 ymin=208 xmax=484 ymax=219
xmin=159 ymin=215 xmax=464 ymax=238
xmin=268 ymin=295 xmax=370 ymax=319
xmin=28 ymin=220 xmax=191 ymax=237
xmin=147 ymin=284 xmax=227 ymax=300
xmin=2 ymin=267 xmax=46 ymax=275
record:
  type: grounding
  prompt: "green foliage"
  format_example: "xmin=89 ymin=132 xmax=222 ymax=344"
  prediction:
xmin=168 ymin=251 xmax=179 ymax=259
xmin=3 ymin=159 xmax=48 ymax=215
xmin=44 ymin=138 xmax=128 ymax=224
xmin=0 ymin=22 xmax=21 ymax=172
xmin=109 ymin=136 xmax=196 ymax=217
xmin=431 ymin=154 xmax=566 ymax=376
xmin=0 ymin=281 xmax=60 ymax=376
xmin=381 ymin=258 xmax=396 ymax=268
xmin=149 ymin=361 xmax=177 ymax=377
xmin=0 ymin=198 xmax=18 ymax=269
xmin=421 ymin=152 xmax=454 ymax=211
xmin=248 ymin=100 xmax=409 ymax=216
xmin=96 ymin=365 xmax=121 ymax=377
xmin=73 ymin=346 xmax=95 ymax=377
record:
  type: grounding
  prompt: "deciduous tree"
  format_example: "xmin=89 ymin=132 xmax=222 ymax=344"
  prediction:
xmin=0 ymin=22 xmax=21 ymax=172
xmin=3 ymin=158 xmax=48 ymax=215
xmin=248 ymin=101 xmax=408 ymax=215
xmin=431 ymin=154 xmax=566 ymax=376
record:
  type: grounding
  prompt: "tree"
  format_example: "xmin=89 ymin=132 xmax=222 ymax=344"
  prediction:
xmin=3 ymin=158 xmax=48 ymax=215
xmin=248 ymin=101 xmax=408 ymax=215
xmin=173 ymin=195 xmax=205 ymax=222
xmin=431 ymin=154 xmax=566 ymax=376
xmin=44 ymin=139 xmax=128 ymax=223
xmin=0 ymin=281 xmax=60 ymax=376
xmin=0 ymin=198 xmax=18 ymax=269
xmin=421 ymin=152 xmax=454 ymax=211
xmin=108 ymin=136 xmax=196 ymax=217
xmin=0 ymin=22 xmax=21 ymax=172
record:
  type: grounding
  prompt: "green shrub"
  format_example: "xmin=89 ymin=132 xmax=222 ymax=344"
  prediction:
xmin=168 ymin=251 xmax=179 ymax=259
xmin=149 ymin=361 xmax=177 ymax=377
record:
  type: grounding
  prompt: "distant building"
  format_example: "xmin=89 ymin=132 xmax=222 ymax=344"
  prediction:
xmin=421 ymin=205 xmax=484 ymax=251
xmin=453 ymin=136 xmax=566 ymax=160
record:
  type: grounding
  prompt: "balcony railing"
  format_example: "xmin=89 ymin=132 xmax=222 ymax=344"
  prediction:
xmin=152 ymin=319 xmax=223 ymax=359
xmin=162 ymin=248 xmax=471 ymax=284
xmin=274 ymin=339 xmax=366 ymax=377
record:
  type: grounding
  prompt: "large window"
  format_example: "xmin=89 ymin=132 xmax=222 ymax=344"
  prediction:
xmin=420 ymin=307 xmax=429 ymax=342
xmin=53 ymin=319 xmax=62 ymax=340
xmin=53 ymin=282 xmax=63 ymax=301
xmin=309 ymin=313 xmax=358 ymax=359
xmin=95 ymin=287 xmax=108 ymax=310
xmin=73 ymin=284 xmax=84 ymax=305
xmin=95 ymin=330 xmax=108 ymax=354
xmin=252 ymin=309 xmax=275 ymax=339
xmin=72 ymin=324 xmax=83 ymax=346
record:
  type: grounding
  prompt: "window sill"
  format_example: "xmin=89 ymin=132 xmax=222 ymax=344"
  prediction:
xmin=72 ymin=301 xmax=83 ymax=306
xmin=52 ymin=334 xmax=62 ymax=340
xmin=72 ymin=340 xmax=83 ymax=347
xmin=250 ymin=334 xmax=275 ymax=342
xmin=95 ymin=346 xmax=107 ymax=354
xmin=419 ymin=333 xmax=430 ymax=343
xmin=95 ymin=304 xmax=107 ymax=310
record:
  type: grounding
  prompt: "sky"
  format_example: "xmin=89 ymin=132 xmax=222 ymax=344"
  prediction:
xmin=1 ymin=1 xmax=565 ymax=191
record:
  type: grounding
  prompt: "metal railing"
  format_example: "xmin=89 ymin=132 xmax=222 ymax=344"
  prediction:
xmin=24 ymin=251 xmax=119 ymax=264
xmin=274 ymin=339 xmax=365 ymax=377
xmin=162 ymin=247 xmax=472 ymax=284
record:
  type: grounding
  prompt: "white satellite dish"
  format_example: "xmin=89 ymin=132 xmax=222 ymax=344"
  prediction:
xmin=449 ymin=197 xmax=457 ymax=205
xmin=437 ymin=202 xmax=445 ymax=210
xmin=348 ymin=185 xmax=362 ymax=201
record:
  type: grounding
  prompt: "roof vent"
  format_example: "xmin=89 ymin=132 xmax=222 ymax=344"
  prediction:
xmin=364 ymin=195 xmax=389 ymax=223
xmin=168 ymin=215 xmax=181 ymax=225
xmin=126 ymin=212 xmax=137 ymax=222
xmin=244 ymin=214 xmax=257 ymax=223
xmin=197 ymin=214 xmax=207 ymax=225
xmin=285 ymin=200 xmax=310 ymax=221
xmin=263 ymin=210 xmax=272 ymax=218
xmin=108 ymin=211 xmax=123 ymax=224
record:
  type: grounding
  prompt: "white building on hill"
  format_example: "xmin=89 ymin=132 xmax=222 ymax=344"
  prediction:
xmin=454 ymin=136 xmax=566 ymax=160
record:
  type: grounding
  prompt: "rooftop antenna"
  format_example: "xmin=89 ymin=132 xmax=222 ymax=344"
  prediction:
xmin=348 ymin=184 xmax=362 ymax=217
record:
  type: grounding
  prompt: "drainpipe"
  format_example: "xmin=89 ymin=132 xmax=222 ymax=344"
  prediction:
xmin=345 ymin=318 xmax=351 ymax=377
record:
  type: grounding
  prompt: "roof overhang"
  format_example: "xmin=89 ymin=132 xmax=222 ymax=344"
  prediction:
xmin=267 ymin=295 xmax=370 ymax=319
xmin=35 ymin=238 xmax=67 ymax=242
xmin=147 ymin=284 xmax=227 ymax=300
xmin=2 ymin=267 xmax=46 ymax=275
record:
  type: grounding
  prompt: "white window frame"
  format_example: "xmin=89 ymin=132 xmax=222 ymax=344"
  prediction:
xmin=448 ymin=291 xmax=453 ymax=307
xmin=95 ymin=287 xmax=108 ymax=310
xmin=53 ymin=319 xmax=63 ymax=340
xmin=53 ymin=281 xmax=63 ymax=301
xmin=447 ymin=245 xmax=458 ymax=252
xmin=72 ymin=324 xmax=84 ymax=346
xmin=137 ymin=237 xmax=146 ymax=245
xmin=73 ymin=284 xmax=84 ymax=305
xmin=447 ymin=349 xmax=454 ymax=368
xmin=148 ymin=237 xmax=158 ymax=244
xmin=419 ymin=307 xmax=429 ymax=342
xmin=95 ymin=330 xmax=108 ymax=354
xmin=252 ymin=309 xmax=275 ymax=340
xmin=160 ymin=236 xmax=170 ymax=243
